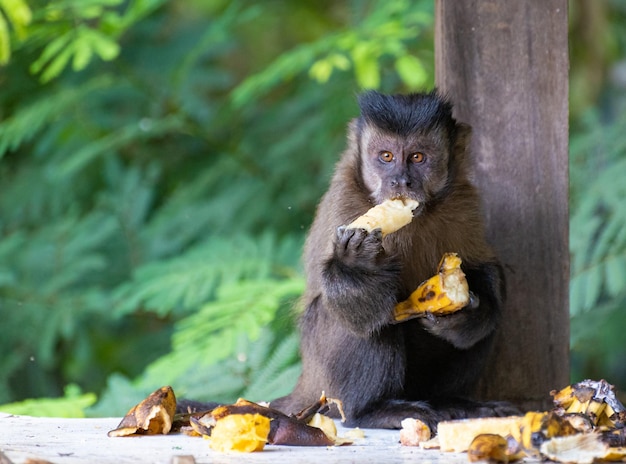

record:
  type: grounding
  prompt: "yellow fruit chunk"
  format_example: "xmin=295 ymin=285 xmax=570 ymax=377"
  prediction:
xmin=394 ymin=253 xmax=469 ymax=321
xmin=399 ymin=418 xmax=431 ymax=446
xmin=437 ymin=416 xmax=524 ymax=452
xmin=347 ymin=198 xmax=419 ymax=236
xmin=209 ymin=413 xmax=270 ymax=453
xmin=468 ymin=434 xmax=525 ymax=463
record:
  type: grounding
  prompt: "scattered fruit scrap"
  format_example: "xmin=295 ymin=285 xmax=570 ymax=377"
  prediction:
xmin=108 ymin=386 xmax=177 ymax=437
xmin=400 ymin=379 xmax=626 ymax=463
xmin=108 ymin=389 xmax=357 ymax=452
xmin=107 ymin=379 xmax=624 ymax=461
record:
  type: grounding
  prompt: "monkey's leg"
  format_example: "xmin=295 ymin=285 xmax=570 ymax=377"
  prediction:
xmin=346 ymin=399 xmax=442 ymax=430
xmin=432 ymin=398 xmax=522 ymax=423
xmin=349 ymin=398 xmax=520 ymax=431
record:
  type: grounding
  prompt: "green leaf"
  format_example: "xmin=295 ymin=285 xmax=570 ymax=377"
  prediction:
xmin=0 ymin=76 xmax=112 ymax=158
xmin=395 ymin=54 xmax=427 ymax=89
xmin=309 ymin=58 xmax=333 ymax=83
xmin=39 ymin=39 xmax=74 ymax=82
xmin=0 ymin=12 xmax=9 ymax=65
xmin=604 ymin=254 xmax=626 ymax=298
xmin=87 ymin=28 xmax=120 ymax=61
xmin=242 ymin=332 xmax=300 ymax=401
xmin=137 ymin=277 xmax=304 ymax=390
xmin=30 ymin=31 xmax=73 ymax=74
xmin=582 ymin=264 xmax=603 ymax=312
xmin=0 ymin=384 xmax=96 ymax=418
xmin=72 ymin=28 xmax=94 ymax=71
xmin=0 ymin=0 xmax=32 ymax=39
xmin=352 ymin=43 xmax=380 ymax=89
xmin=56 ymin=115 xmax=184 ymax=177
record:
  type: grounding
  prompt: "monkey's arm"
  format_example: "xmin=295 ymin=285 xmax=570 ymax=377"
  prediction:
xmin=321 ymin=226 xmax=402 ymax=336
xmin=419 ymin=262 xmax=504 ymax=350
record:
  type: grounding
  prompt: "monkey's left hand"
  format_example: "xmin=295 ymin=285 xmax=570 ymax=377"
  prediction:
xmin=419 ymin=304 xmax=490 ymax=350
xmin=333 ymin=226 xmax=387 ymax=270
xmin=321 ymin=226 xmax=402 ymax=336
xmin=419 ymin=261 xmax=502 ymax=349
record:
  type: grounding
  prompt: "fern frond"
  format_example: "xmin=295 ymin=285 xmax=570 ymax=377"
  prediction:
xmin=570 ymin=155 xmax=626 ymax=315
xmin=0 ymin=384 xmax=96 ymax=418
xmin=242 ymin=332 xmax=300 ymax=402
xmin=173 ymin=278 xmax=304 ymax=361
xmin=114 ymin=233 xmax=299 ymax=316
xmin=56 ymin=114 xmax=185 ymax=177
xmin=0 ymin=76 xmax=112 ymax=158
xmin=133 ymin=276 xmax=304 ymax=391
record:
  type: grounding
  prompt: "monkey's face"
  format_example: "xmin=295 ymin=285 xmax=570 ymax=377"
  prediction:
xmin=359 ymin=124 xmax=450 ymax=209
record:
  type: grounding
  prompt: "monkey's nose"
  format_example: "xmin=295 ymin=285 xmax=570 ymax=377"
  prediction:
xmin=391 ymin=176 xmax=412 ymax=188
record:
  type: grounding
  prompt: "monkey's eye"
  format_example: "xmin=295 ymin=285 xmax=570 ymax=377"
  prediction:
xmin=379 ymin=151 xmax=394 ymax=163
xmin=410 ymin=152 xmax=425 ymax=163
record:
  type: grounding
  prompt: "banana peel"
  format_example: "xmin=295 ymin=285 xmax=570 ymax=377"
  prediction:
xmin=394 ymin=253 xmax=470 ymax=321
xmin=434 ymin=380 xmax=626 ymax=463
xmin=108 ymin=386 xmax=177 ymax=437
xmin=110 ymin=387 xmax=354 ymax=452
xmin=188 ymin=396 xmax=353 ymax=449
xmin=551 ymin=379 xmax=626 ymax=428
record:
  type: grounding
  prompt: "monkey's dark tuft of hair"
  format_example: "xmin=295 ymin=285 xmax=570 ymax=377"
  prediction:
xmin=357 ymin=90 xmax=456 ymax=137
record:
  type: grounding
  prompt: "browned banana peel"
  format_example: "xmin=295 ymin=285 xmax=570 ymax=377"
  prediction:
xmin=394 ymin=252 xmax=470 ymax=321
xmin=435 ymin=380 xmax=626 ymax=463
xmin=189 ymin=397 xmax=351 ymax=449
xmin=108 ymin=386 xmax=177 ymax=437
xmin=347 ymin=198 xmax=419 ymax=236
xmin=551 ymin=379 xmax=626 ymax=428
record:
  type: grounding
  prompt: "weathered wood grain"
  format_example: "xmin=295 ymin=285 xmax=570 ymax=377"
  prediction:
xmin=435 ymin=0 xmax=570 ymax=410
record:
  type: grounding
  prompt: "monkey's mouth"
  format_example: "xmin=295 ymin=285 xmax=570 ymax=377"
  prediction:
xmin=389 ymin=195 xmax=424 ymax=216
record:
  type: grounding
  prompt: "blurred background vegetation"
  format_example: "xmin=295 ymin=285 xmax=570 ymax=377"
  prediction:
xmin=0 ymin=0 xmax=624 ymax=417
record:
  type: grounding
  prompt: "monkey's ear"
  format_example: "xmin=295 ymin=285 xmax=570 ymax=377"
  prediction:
xmin=347 ymin=117 xmax=363 ymax=148
xmin=455 ymin=122 xmax=472 ymax=148
xmin=452 ymin=122 xmax=472 ymax=162
xmin=347 ymin=117 xmax=361 ymax=136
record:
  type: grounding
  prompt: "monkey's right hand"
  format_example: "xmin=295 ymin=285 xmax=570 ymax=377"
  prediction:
xmin=333 ymin=226 xmax=385 ymax=269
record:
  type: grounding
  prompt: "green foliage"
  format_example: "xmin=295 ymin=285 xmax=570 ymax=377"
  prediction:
xmin=0 ymin=0 xmax=32 ymax=64
xmin=569 ymin=110 xmax=626 ymax=317
xmin=232 ymin=0 xmax=434 ymax=106
xmin=0 ymin=0 xmax=436 ymax=416
xmin=569 ymin=109 xmax=626 ymax=387
xmin=2 ymin=0 xmax=167 ymax=82
xmin=0 ymin=384 xmax=96 ymax=418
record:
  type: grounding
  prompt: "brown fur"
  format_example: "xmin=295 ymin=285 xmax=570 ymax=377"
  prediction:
xmin=270 ymin=91 xmax=515 ymax=429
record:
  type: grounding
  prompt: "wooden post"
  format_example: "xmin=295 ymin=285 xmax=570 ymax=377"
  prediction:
xmin=435 ymin=0 xmax=570 ymax=410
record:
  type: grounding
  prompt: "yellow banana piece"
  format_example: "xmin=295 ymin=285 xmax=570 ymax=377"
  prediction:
xmin=394 ymin=253 xmax=469 ymax=321
xmin=468 ymin=434 xmax=525 ymax=463
xmin=347 ymin=198 xmax=419 ymax=236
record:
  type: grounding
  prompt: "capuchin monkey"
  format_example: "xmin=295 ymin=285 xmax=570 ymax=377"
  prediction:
xmin=269 ymin=90 xmax=517 ymax=430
